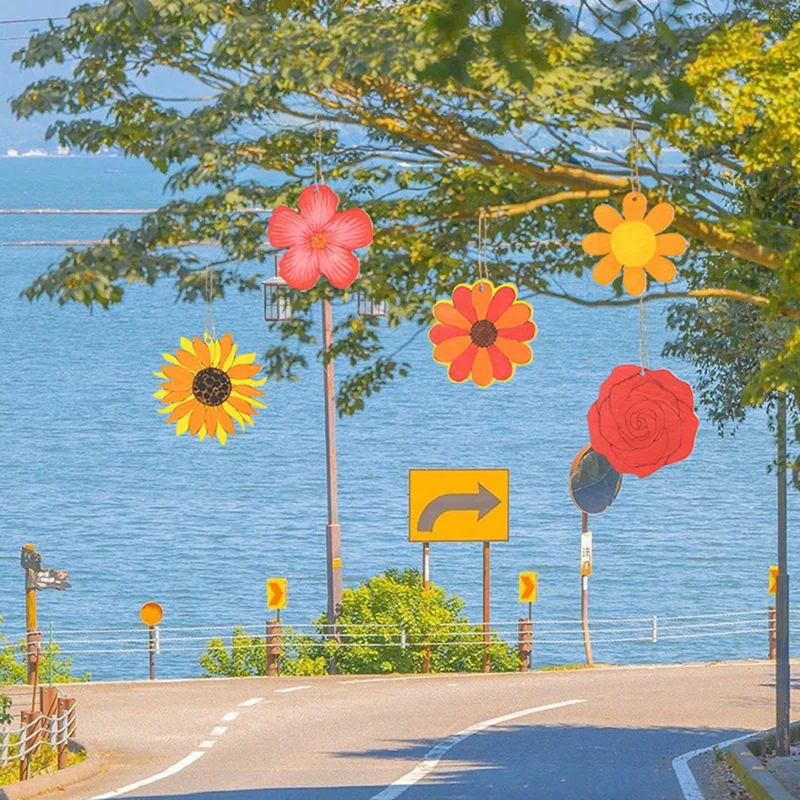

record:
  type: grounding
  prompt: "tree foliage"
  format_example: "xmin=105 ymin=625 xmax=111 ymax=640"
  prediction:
xmin=200 ymin=569 xmax=519 ymax=676
xmin=11 ymin=0 xmax=800 ymax=427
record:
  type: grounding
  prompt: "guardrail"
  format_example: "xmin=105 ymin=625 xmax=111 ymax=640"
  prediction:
xmin=2 ymin=606 xmax=786 ymax=679
xmin=0 ymin=686 xmax=77 ymax=781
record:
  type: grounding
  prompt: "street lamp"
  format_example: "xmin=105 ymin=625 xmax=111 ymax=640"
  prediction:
xmin=357 ymin=293 xmax=387 ymax=318
xmin=263 ymin=281 xmax=385 ymax=650
xmin=262 ymin=275 xmax=293 ymax=323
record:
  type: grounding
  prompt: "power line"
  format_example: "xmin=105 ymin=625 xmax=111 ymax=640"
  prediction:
xmin=0 ymin=17 xmax=68 ymax=24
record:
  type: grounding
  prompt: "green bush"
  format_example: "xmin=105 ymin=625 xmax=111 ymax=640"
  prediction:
xmin=200 ymin=569 xmax=519 ymax=676
xmin=0 ymin=616 xmax=90 ymax=685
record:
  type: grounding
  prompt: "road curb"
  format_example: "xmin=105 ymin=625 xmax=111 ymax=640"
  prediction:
xmin=0 ymin=743 xmax=101 ymax=800
xmin=724 ymin=723 xmax=800 ymax=800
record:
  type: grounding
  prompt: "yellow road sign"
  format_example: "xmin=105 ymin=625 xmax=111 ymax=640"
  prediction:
xmin=409 ymin=469 xmax=508 ymax=542
xmin=139 ymin=602 xmax=163 ymax=627
xmin=519 ymin=572 xmax=537 ymax=603
xmin=267 ymin=578 xmax=287 ymax=610
xmin=769 ymin=565 xmax=779 ymax=596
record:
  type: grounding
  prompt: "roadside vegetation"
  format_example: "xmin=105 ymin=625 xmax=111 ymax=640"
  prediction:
xmin=0 ymin=617 xmax=89 ymax=685
xmin=0 ymin=740 xmax=86 ymax=787
xmin=200 ymin=569 xmax=519 ymax=676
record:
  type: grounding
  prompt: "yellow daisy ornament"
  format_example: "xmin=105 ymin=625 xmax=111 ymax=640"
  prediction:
xmin=582 ymin=191 xmax=687 ymax=296
xmin=154 ymin=333 xmax=266 ymax=445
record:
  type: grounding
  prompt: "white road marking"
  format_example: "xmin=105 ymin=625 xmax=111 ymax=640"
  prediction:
xmin=340 ymin=676 xmax=413 ymax=685
xmin=369 ymin=698 xmax=586 ymax=800
xmin=89 ymin=697 xmax=262 ymax=799
xmin=672 ymin=732 xmax=757 ymax=800
xmin=239 ymin=696 xmax=264 ymax=706
xmin=275 ymin=685 xmax=311 ymax=694
xmin=90 ymin=751 xmax=205 ymax=799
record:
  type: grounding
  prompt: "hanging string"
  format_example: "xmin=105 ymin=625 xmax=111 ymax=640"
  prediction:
xmin=477 ymin=209 xmax=490 ymax=285
xmin=637 ymin=297 xmax=650 ymax=373
xmin=313 ymin=115 xmax=325 ymax=189
xmin=629 ymin=120 xmax=642 ymax=194
xmin=631 ymin=119 xmax=648 ymax=372
xmin=204 ymin=264 xmax=215 ymax=342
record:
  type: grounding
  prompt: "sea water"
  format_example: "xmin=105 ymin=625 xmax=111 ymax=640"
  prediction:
xmin=0 ymin=156 xmax=796 ymax=680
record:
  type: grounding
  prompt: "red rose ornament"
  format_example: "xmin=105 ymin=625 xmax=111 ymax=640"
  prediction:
xmin=587 ymin=364 xmax=699 ymax=479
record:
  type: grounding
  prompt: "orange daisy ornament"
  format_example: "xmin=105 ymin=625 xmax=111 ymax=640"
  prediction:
xmin=582 ymin=191 xmax=687 ymax=296
xmin=430 ymin=280 xmax=537 ymax=388
xmin=154 ymin=333 xmax=266 ymax=445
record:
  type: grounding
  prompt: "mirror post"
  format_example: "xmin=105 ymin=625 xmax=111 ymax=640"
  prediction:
xmin=581 ymin=512 xmax=593 ymax=666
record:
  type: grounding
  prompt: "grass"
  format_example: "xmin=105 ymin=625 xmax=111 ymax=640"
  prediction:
xmin=535 ymin=663 xmax=606 ymax=672
xmin=0 ymin=738 xmax=86 ymax=787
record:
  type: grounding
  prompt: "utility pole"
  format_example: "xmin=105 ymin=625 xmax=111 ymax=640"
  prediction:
xmin=776 ymin=390 xmax=790 ymax=756
xmin=322 ymin=296 xmax=343 ymax=651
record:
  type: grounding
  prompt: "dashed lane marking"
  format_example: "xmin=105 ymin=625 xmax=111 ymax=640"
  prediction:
xmin=239 ymin=696 xmax=264 ymax=706
xmin=369 ymin=699 xmax=586 ymax=800
xmin=90 ymin=751 xmax=206 ymax=799
xmin=274 ymin=685 xmax=311 ymax=694
xmin=88 ymin=695 xmax=265 ymax=799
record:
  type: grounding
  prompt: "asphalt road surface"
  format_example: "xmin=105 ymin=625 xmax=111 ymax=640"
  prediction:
xmin=19 ymin=660 xmax=797 ymax=800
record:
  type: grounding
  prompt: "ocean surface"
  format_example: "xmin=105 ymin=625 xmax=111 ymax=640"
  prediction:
xmin=0 ymin=156 xmax=797 ymax=681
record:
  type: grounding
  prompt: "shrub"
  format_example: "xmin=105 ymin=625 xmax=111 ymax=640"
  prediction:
xmin=200 ymin=569 xmax=518 ymax=676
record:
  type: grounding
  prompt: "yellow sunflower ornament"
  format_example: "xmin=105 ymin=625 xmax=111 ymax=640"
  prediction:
xmin=154 ymin=333 xmax=266 ymax=445
xmin=582 ymin=191 xmax=687 ymax=296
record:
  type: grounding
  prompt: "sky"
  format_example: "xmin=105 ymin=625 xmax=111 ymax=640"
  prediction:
xmin=0 ymin=1 xmax=200 ymax=150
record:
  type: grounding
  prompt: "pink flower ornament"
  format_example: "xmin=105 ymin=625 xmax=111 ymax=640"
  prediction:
xmin=267 ymin=185 xmax=374 ymax=291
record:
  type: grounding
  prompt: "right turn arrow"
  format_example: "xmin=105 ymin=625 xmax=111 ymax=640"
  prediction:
xmin=417 ymin=484 xmax=501 ymax=533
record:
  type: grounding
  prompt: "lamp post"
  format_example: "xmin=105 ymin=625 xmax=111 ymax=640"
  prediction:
xmin=775 ymin=390 xmax=790 ymax=756
xmin=263 ymin=277 xmax=385 ymax=645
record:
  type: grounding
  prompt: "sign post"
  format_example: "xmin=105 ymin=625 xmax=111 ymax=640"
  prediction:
xmin=21 ymin=545 xmax=40 ymax=685
xmin=580 ymin=515 xmax=593 ymax=666
xmin=266 ymin=579 xmax=287 ymax=678
xmin=422 ymin=542 xmax=431 ymax=673
xmin=139 ymin=602 xmax=164 ymax=681
xmin=518 ymin=572 xmax=537 ymax=669
xmin=20 ymin=545 xmax=70 ymax=686
xmin=409 ymin=469 xmax=509 ymax=674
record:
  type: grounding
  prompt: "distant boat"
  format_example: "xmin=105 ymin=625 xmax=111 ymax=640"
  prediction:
xmin=21 ymin=148 xmax=48 ymax=157
xmin=6 ymin=148 xmax=19 ymax=157
xmin=56 ymin=146 xmax=70 ymax=156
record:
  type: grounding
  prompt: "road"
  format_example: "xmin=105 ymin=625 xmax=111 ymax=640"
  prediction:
xmin=23 ymin=660 xmax=795 ymax=799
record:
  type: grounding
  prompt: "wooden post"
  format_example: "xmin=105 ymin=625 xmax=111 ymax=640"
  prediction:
xmin=63 ymin=697 xmax=76 ymax=739
xmin=39 ymin=686 xmax=57 ymax=749
xmin=23 ymin=545 xmax=39 ymax=687
xmin=19 ymin=710 xmax=33 ymax=781
xmin=56 ymin=697 xmax=68 ymax=770
xmin=422 ymin=542 xmax=430 ymax=674
xmin=769 ymin=605 xmax=777 ymax=660
xmin=266 ymin=619 xmax=282 ymax=677
xmin=483 ymin=542 xmax=491 ymax=674
xmin=518 ymin=618 xmax=532 ymax=672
